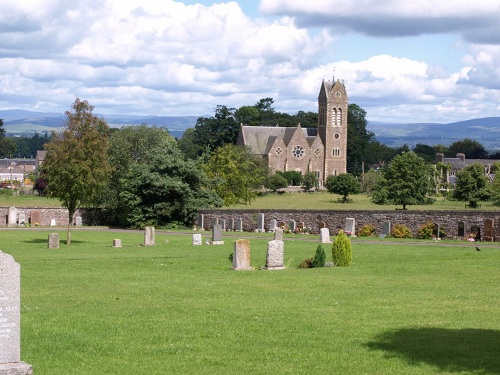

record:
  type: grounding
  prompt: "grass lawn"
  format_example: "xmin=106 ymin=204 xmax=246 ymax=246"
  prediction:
xmin=1 ymin=229 xmax=499 ymax=374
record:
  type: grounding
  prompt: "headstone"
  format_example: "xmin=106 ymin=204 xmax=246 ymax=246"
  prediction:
xmin=288 ymin=220 xmax=296 ymax=232
xmin=211 ymin=224 xmax=224 ymax=245
xmin=112 ymin=239 xmax=122 ymax=248
xmin=220 ymin=219 xmax=226 ymax=232
xmin=50 ymin=218 xmax=56 ymax=226
xmin=192 ymin=233 xmax=202 ymax=246
xmin=75 ymin=216 xmax=83 ymax=226
xmin=269 ymin=219 xmax=277 ymax=232
xmin=297 ymin=222 xmax=305 ymax=230
xmin=380 ymin=221 xmax=391 ymax=238
xmin=344 ymin=218 xmax=356 ymax=237
xmin=228 ymin=218 xmax=234 ymax=232
xmin=48 ymin=233 xmax=60 ymax=249
xmin=144 ymin=226 xmax=155 ymax=246
xmin=457 ymin=221 xmax=465 ymax=238
xmin=318 ymin=221 xmax=326 ymax=230
xmin=273 ymin=228 xmax=283 ymax=241
xmin=211 ymin=218 xmax=219 ymax=228
xmin=17 ymin=213 xmax=26 ymax=225
xmin=7 ymin=207 xmax=17 ymax=227
xmin=233 ymin=240 xmax=254 ymax=271
xmin=435 ymin=223 xmax=440 ymax=240
xmin=0 ymin=251 xmax=34 ymax=374
xmin=320 ymin=227 xmax=331 ymax=243
xmin=257 ymin=213 xmax=265 ymax=232
xmin=484 ymin=219 xmax=494 ymax=241
xmin=264 ymin=240 xmax=285 ymax=270
xmin=235 ymin=218 xmax=243 ymax=232
xmin=197 ymin=214 xmax=204 ymax=230
xmin=29 ymin=210 xmax=41 ymax=226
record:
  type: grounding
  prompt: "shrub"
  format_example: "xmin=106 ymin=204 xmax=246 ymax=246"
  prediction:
xmin=358 ymin=224 xmax=376 ymax=237
xmin=264 ymin=173 xmax=289 ymax=192
xmin=417 ymin=222 xmax=447 ymax=239
xmin=298 ymin=257 xmax=313 ymax=269
xmin=391 ymin=224 xmax=413 ymax=238
xmin=311 ymin=244 xmax=326 ymax=268
xmin=331 ymin=230 xmax=352 ymax=267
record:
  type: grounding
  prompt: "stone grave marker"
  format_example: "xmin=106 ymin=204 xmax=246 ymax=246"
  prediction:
xmin=7 ymin=207 xmax=17 ymax=227
xmin=212 ymin=224 xmax=224 ymax=245
xmin=220 ymin=219 xmax=226 ymax=232
xmin=0 ymin=251 xmax=34 ymax=374
xmin=17 ymin=213 xmax=26 ymax=225
xmin=144 ymin=226 xmax=155 ymax=246
xmin=233 ymin=240 xmax=254 ymax=271
xmin=484 ymin=219 xmax=494 ymax=241
xmin=274 ymin=228 xmax=283 ymax=241
xmin=75 ymin=216 xmax=83 ymax=226
xmin=50 ymin=218 xmax=56 ymax=226
xmin=380 ymin=221 xmax=391 ymax=238
xmin=457 ymin=221 xmax=465 ymax=238
xmin=264 ymin=240 xmax=285 ymax=270
xmin=297 ymin=222 xmax=305 ymax=230
xmin=344 ymin=218 xmax=356 ymax=237
xmin=29 ymin=210 xmax=41 ymax=226
xmin=211 ymin=218 xmax=219 ymax=228
xmin=48 ymin=233 xmax=60 ymax=249
xmin=288 ymin=220 xmax=296 ymax=232
xmin=320 ymin=227 xmax=331 ymax=243
xmin=235 ymin=218 xmax=243 ymax=232
xmin=269 ymin=219 xmax=277 ymax=232
xmin=197 ymin=214 xmax=204 ymax=230
xmin=318 ymin=221 xmax=326 ymax=230
xmin=228 ymin=218 xmax=234 ymax=232
xmin=257 ymin=213 xmax=265 ymax=232
xmin=192 ymin=234 xmax=202 ymax=246
xmin=112 ymin=239 xmax=122 ymax=248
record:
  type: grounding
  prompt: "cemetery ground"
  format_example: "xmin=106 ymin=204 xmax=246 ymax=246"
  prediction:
xmin=1 ymin=229 xmax=499 ymax=374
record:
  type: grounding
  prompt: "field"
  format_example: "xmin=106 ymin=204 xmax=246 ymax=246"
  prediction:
xmin=2 ymin=229 xmax=499 ymax=374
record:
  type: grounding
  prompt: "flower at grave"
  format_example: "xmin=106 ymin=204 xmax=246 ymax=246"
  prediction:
xmin=345 ymin=231 xmax=352 ymax=237
xmin=34 ymin=222 xmax=40 ymax=226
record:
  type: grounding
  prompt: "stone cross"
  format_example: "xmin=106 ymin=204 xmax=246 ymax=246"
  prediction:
xmin=0 ymin=251 xmax=33 ymax=374
xmin=264 ymin=240 xmax=285 ymax=270
xmin=144 ymin=226 xmax=155 ymax=246
xmin=320 ymin=227 xmax=331 ymax=243
xmin=233 ymin=240 xmax=254 ymax=270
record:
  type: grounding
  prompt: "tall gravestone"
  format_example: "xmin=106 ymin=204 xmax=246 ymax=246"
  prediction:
xmin=228 ymin=218 xmax=234 ymax=232
xmin=75 ymin=216 xmax=83 ymax=226
xmin=212 ymin=224 xmax=224 ymax=245
xmin=235 ymin=218 xmax=243 ymax=232
xmin=0 ymin=251 xmax=33 ymax=375
xmin=264 ymin=240 xmax=285 ymax=270
xmin=48 ymin=233 xmax=60 ymax=249
xmin=197 ymin=214 xmax=204 ymax=230
xmin=144 ymin=226 xmax=155 ymax=246
xmin=273 ymin=228 xmax=283 ymax=241
xmin=220 ymin=219 xmax=226 ymax=232
xmin=257 ymin=213 xmax=265 ymax=232
xmin=288 ymin=220 xmax=296 ymax=232
xmin=7 ymin=207 xmax=17 ymax=227
xmin=17 ymin=213 xmax=26 ymax=226
xmin=344 ymin=218 xmax=356 ymax=237
xmin=380 ymin=221 xmax=391 ymax=238
xmin=233 ymin=240 xmax=254 ymax=271
xmin=320 ymin=228 xmax=331 ymax=243
xmin=29 ymin=210 xmax=41 ymax=226
xmin=269 ymin=219 xmax=277 ymax=233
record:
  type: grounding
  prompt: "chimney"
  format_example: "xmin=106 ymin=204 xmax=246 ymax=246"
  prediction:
xmin=435 ymin=153 xmax=444 ymax=163
xmin=456 ymin=153 xmax=465 ymax=162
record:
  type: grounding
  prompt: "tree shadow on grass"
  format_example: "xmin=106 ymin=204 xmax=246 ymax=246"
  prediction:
xmin=22 ymin=239 xmax=86 ymax=245
xmin=365 ymin=327 xmax=500 ymax=374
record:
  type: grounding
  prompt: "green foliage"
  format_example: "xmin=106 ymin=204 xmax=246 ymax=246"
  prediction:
xmin=391 ymin=224 xmax=413 ymax=238
xmin=176 ymin=128 xmax=199 ymax=160
xmin=279 ymin=171 xmax=303 ymax=186
xmin=347 ymin=104 xmax=375 ymax=175
xmin=453 ymin=163 xmax=492 ymax=208
xmin=374 ymin=151 xmax=433 ymax=210
xmin=447 ymin=138 xmax=487 ymax=159
xmin=301 ymin=171 xmax=318 ymax=192
xmin=331 ymin=229 xmax=352 ymax=267
xmin=417 ymin=222 xmax=447 ymax=239
xmin=42 ymin=98 xmax=111 ymax=244
xmin=10 ymin=132 xmax=52 ymax=158
xmin=298 ymin=257 xmax=313 ymax=269
xmin=412 ymin=144 xmax=436 ymax=163
xmin=325 ymin=173 xmax=361 ymax=200
xmin=0 ymin=119 xmax=17 ymax=157
xmin=202 ymin=144 xmax=265 ymax=206
xmin=263 ymin=173 xmax=289 ymax=192
xmin=311 ymin=244 xmax=326 ymax=268
xmin=358 ymin=224 xmax=376 ymax=237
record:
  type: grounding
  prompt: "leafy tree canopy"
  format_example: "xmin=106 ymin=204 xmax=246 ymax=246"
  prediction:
xmin=447 ymin=138 xmax=487 ymax=159
xmin=453 ymin=163 xmax=492 ymax=208
xmin=347 ymin=104 xmax=375 ymax=175
xmin=325 ymin=173 xmax=361 ymax=201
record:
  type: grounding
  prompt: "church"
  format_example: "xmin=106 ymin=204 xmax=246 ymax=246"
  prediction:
xmin=236 ymin=78 xmax=348 ymax=186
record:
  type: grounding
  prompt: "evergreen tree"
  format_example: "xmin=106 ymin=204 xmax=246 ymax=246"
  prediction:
xmin=331 ymin=230 xmax=352 ymax=267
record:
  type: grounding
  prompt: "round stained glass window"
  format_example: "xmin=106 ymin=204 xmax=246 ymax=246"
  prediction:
xmin=292 ymin=145 xmax=305 ymax=159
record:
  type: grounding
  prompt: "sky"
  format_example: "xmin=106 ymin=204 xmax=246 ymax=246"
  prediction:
xmin=2 ymin=0 xmax=500 ymax=123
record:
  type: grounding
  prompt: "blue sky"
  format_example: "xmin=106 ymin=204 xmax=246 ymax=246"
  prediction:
xmin=1 ymin=0 xmax=500 ymax=123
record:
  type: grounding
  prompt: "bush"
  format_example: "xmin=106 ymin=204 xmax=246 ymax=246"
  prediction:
xmin=311 ymin=244 xmax=326 ymax=268
xmin=298 ymin=257 xmax=313 ymax=269
xmin=417 ymin=222 xmax=446 ymax=239
xmin=391 ymin=224 xmax=413 ymax=238
xmin=358 ymin=224 xmax=376 ymax=237
xmin=264 ymin=173 xmax=289 ymax=192
xmin=331 ymin=230 xmax=352 ymax=267
xmin=279 ymin=171 xmax=303 ymax=186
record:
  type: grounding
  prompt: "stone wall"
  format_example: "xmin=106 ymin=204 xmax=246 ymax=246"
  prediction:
xmin=198 ymin=209 xmax=500 ymax=240
xmin=0 ymin=207 xmax=103 ymax=227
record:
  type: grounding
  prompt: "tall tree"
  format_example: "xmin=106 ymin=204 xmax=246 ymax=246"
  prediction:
xmin=347 ymin=104 xmax=375 ymax=175
xmin=192 ymin=105 xmax=239 ymax=154
xmin=447 ymin=138 xmax=487 ymax=159
xmin=453 ymin=163 xmax=492 ymax=208
xmin=43 ymin=99 xmax=111 ymax=244
xmin=325 ymin=173 xmax=361 ymax=201
xmin=0 ymin=119 xmax=17 ymax=157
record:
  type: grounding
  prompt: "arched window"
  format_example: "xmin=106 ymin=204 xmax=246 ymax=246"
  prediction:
xmin=332 ymin=147 xmax=341 ymax=157
xmin=336 ymin=108 xmax=342 ymax=127
xmin=331 ymin=108 xmax=337 ymax=126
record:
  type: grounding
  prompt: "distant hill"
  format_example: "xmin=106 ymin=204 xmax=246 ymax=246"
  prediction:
xmin=2 ymin=110 xmax=500 ymax=150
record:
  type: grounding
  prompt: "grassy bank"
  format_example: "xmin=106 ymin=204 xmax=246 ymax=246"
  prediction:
xmin=2 ymin=229 xmax=499 ymax=374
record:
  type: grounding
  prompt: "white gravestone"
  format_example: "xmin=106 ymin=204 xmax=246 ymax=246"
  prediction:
xmin=192 ymin=234 xmax=202 ymax=246
xmin=144 ymin=226 xmax=155 ymax=246
xmin=264 ymin=240 xmax=285 ymax=270
xmin=7 ymin=207 xmax=17 ymax=227
xmin=50 ymin=218 xmax=57 ymax=226
xmin=112 ymin=239 xmax=122 ymax=248
xmin=233 ymin=240 xmax=254 ymax=271
xmin=320 ymin=227 xmax=331 ymax=243
xmin=344 ymin=218 xmax=356 ymax=237
xmin=0 ymin=251 xmax=33 ymax=374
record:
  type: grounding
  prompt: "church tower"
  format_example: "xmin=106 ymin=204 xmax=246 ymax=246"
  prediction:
xmin=318 ymin=78 xmax=348 ymax=181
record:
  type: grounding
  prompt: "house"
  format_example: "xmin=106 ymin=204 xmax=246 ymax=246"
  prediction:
xmin=435 ymin=153 xmax=499 ymax=184
xmin=236 ymin=78 xmax=348 ymax=185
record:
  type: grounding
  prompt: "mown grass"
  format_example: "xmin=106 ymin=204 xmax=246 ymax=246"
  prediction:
xmin=2 ymin=229 xmax=499 ymax=374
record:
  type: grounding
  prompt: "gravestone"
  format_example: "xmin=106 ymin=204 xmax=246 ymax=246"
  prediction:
xmin=211 ymin=218 xmax=219 ymax=228
xmin=273 ymin=228 xmax=283 ymax=241
xmin=220 ymin=219 xmax=226 ymax=232
xmin=457 ymin=221 xmax=465 ymax=238
xmin=17 ymin=213 xmax=26 ymax=225
xmin=380 ymin=221 xmax=391 ymax=238
xmin=233 ymin=240 xmax=254 ymax=271
xmin=29 ymin=210 xmax=41 ymax=226
xmin=50 ymin=218 xmax=56 ymax=226
xmin=197 ymin=214 xmax=204 ymax=230
xmin=297 ymin=222 xmax=305 ymax=230
xmin=0 ymin=251 xmax=34 ymax=374
xmin=264 ymin=240 xmax=285 ymax=270
xmin=344 ymin=218 xmax=356 ymax=237
xmin=7 ymin=207 xmax=17 ymax=227
xmin=484 ymin=219 xmax=494 ymax=241
xmin=75 ymin=216 xmax=83 ymax=226
xmin=48 ymin=233 xmax=60 ymax=249
xmin=112 ymin=239 xmax=122 ymax=248
xmin=212 ymin=224 xmax=224 ymax=245
xmin=235 ymin=218 xmax=243 ymax=232
xmin=320 ymin=228 xmax=331 ymax=243
xmin=228 ymin=218 xmax=234 ymax=232
xmin=257 ymin=213 xmax=265 ymax=232
xmin=269 ymin=219 xmax=277 ymax=232
xmin=144 ymin=226 xmax=155 ymax=246
xmin=192 ymin=234 xmax=202 ymax=246
xmin=288 ymin=220 xmax=296 ymax=232
xmin=318 ymin=221 xmax=326 ymax=231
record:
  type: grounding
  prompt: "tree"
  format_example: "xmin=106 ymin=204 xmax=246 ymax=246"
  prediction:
xmin=301 ymin=171 xmax=318 ymax=192
xmin=0 ymin=119 xmax=17 ymax=157
xmin=43 ymin=99 xmax=111 ymax=244
xmin=413 ymin=144 xmax=436 ymax=163
xmin=453 ymin=163 xmax=492 ymax=208
xmin=375 ymin=151 xmax=433 ymax=210
xmin=447 ymin=138 xmax=487 ymax=159
xmin=331 ymin=230 xmax=352 ymax=267
xmin=263 ymin=173 xmax=288 ymax=193
xmin=347 ymin=104 xmax=375 ymax=175
xmin=177 ymin=128 xmax=199 ymax=160
xmin=325 ymin=173 xmax=361 ymax=201
xmin=202 ymin=144 xmax=266 ymax=206
xmin=311 ymin=244 xmax=326 ymax=268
